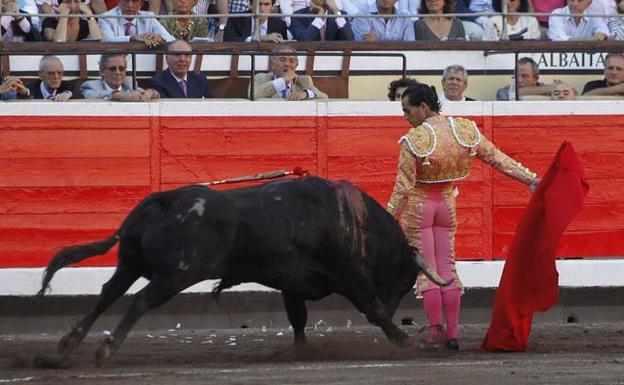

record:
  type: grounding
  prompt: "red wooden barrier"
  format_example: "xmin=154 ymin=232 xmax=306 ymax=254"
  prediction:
xmin=1 ymin=102 xmax=622 ymax=268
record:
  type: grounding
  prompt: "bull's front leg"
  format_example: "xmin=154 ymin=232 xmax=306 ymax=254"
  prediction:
xmin=363 ymin=298 xmax=412 ymax=347
xmin=281 ymin=292 xmax=308 ymax=346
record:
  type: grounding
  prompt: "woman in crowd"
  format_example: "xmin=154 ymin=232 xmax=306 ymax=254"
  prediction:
xmin=484 ymin=0 xmax=540 ymax=40
xmin=414 ymin=0 xmax=465 ymax=41
xmin=161 ymin=0 xmax=209 ymax=41
xmin=388 ymin=83 xmax=539 ymax=350
xmin=1 ymin=0 xmax=41 ymax=42
xmin=42 ymin=0 xmax=102 ymax=41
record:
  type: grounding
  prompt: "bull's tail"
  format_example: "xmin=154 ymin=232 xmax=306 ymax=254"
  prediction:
xmin=37 ymin=192 xmax=164 ymax=297
xmin=37 ymin=234 xmax=121 ymax=297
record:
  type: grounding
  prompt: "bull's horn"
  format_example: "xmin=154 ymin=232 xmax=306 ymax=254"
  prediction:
xmin=413 ymin=252 xmax=454 ymax=287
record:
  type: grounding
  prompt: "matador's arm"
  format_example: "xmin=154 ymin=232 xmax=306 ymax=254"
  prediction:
xmin=387 ymin=143 xmax=417 ymax=220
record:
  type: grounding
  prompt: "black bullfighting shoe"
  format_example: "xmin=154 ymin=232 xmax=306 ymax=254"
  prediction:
xmin=446 ymin=338 xmax=460 ymax=351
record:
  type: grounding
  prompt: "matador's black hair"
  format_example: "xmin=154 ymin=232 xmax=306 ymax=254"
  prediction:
xmin=402 ymin=83 xmax=442 ymax=113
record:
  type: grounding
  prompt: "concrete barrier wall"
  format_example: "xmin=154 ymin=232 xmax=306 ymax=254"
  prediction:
xmin=1 ymin=100 xmax=623 ymax=294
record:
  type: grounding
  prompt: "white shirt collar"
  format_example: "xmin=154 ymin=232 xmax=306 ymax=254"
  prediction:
xmin=169 ymin=69 xmax=187 ymax=83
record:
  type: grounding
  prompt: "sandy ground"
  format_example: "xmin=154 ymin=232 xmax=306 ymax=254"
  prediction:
xmin=1 ymin=322 xmax=623 ymax=385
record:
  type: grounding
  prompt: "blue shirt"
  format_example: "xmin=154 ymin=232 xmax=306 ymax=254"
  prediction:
xmin=352 ymin=5 xmax=415 ymax=41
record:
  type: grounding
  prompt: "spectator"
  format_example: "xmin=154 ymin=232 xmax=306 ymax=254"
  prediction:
xmin=455 ymin=0 xmax=484 ymax=41
xmin=550 ymin=81 xmax=577 ymax=100
xmin=547 ymin=0 xmax=608 ymax=41
xmin=534 ymin=0 xmax=564 ymax=28
xmin=81 ymin=54 xmax=160 ymax=101
xmin=468 ymin=0 xmax=493 ymax=28
xmin=213 ymin=0 xmax=250 ymax=42
xmin=149 ymin=40 xmax=214 ymax=98
xmin=1 ymin=0 xmax=42 ymax=42
xmin=414 ymin=0 xmax=465 ymax=41
xmin=352 ymin=0 xmax=415 ymax=41
xmin=161 ymin=0 xmax=209 ymax=40
xmin=484 ymin=0 xmax=540 ymax=40
xmin=28 ymin=56 xmax=78 ymax=102
xmin=607 ymin=0 xmax=624 ymax=40
xmin=387 ymin=77 xmax=419 ymax=101
xmin=281 ymin=0 xmax=360 ymax=28
xmin=0 ymin=76 xmax=30 ymax=100
xmin=582 ymin=52 xmax=624 ymax=96
xmin=496 ymin=57 xmax=556 ymax=100
xmin=99 ymin=0 xmax=174 ymax=46
xmin=252 ymin=45 xmax=328 ymax=100
xmin=90 ymin=0 xmax=162 ymax=14
xmin=289 ymin=0 xmax=354 ymax=41
xmin=439 ymin=65 xmax=474 ymax=101
xmin=42 ymin=0 xmax=103 ymax=41
xmin=224 ymin=0 xmax=287 ymax=42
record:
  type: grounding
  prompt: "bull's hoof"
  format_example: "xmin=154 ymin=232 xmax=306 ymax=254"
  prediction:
xmin=95 ymin=337 xmax=113 ymax=367
xmin=57 ymin=327 xmax=85 ymax=355
xmin=397 ymin=336 xmax=416 ymax=348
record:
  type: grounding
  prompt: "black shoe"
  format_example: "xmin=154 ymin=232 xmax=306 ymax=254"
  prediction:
xmin=446 ymin=339 xmax=459 ymax=351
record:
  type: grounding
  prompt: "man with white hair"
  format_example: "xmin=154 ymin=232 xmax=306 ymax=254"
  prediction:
xmin=27 ymin=56 xmax=77 ymax=101
xmin=439 ymin=64 xmax=475 ymax=102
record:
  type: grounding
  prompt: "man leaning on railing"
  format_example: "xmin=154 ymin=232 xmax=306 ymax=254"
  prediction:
xmin=98 ymin=0 xmax=174 ymax=46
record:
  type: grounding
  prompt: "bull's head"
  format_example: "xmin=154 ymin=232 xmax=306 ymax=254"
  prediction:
xmin=412 ymin=249 xmax=454 ymax=287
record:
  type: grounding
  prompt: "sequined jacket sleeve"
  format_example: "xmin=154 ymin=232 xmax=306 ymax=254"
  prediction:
xmin=475 ymin=135 xmax=539 ymax=185
xmin=387 ymin=142 xmax=416 ymax=219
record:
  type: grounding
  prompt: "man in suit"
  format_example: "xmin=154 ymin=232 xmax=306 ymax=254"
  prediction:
xmin=252 ymin=45 xmax=328 ymax=100
xmin=99 ymin=0 xmax=174 ymax=47
xmin=81 ymin=53 xmax=159 ymax=101
xmin=438 ymin=64 xmax=475 ymax=102
xmin=224 ymin=0 xmax=287 ymax=42
xmin=149 ymin=39 xmax=214 ymax=99
xmin=289 ymin=0 xmax=354 ymax=41
xmin=27 ymin=56 xmax=77 ymax=102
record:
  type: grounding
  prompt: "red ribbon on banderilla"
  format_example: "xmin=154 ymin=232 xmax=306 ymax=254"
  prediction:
xmin=197 ymin=167 xmax=309 ymax=186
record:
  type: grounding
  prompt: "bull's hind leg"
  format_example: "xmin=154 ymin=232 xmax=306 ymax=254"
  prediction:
xmin=58 ymin=266 xmax=140 ymax=357
xmin=282 ymin=292 xmax=308 ymax=345
xmin=95 ymin=274 xmax=190 ymax=367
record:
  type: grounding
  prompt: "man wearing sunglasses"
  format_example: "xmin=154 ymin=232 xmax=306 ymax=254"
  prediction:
xmin=81 ymin=53 xmax=159 ymax=101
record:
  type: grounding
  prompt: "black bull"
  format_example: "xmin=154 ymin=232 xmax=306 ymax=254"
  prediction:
xmin=38 ymin=176 xmax=449 ymax=366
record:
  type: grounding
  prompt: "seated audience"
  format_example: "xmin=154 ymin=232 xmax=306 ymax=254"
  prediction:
xmin=289 ymin=0 xmax=354 ymax=41
xmin=550 ymin=81 xmax=577 ymax=100
xmin=534 ymin=0 xmax=564 ymax=28
xmin=439 ymin=64 xmax=474 ymax=101
xmin=81 ymin=53 xmax=159 ymax=101
xmin=99 ymin=0 xmax=174 ymax=46
xmin=496 ymin=57 xmax=557 ymax=100
xmin=0 ymin=76 xmax=30 ymax=100
xmin=281 ymin=0 xmax=360 ymax=28
xmin=608 ymin=0 xmax=624 ymax=40
xmin=90 ymin=0 xmax=162 ymax=14
xmin=42 ymin=0 xmax=102 ymax=41
xmin=28 ymin=56 xmax=78 ymax=102
xmin=484 ymin=0 xmax=540 ymax=40
xmin=149 ymin=40 xmax=214 ymax=98
xmin=161 ymin=0 xmax=209 ymax=40
xmin=454 ymin=0 xmax=484 ymax=41
xmin=252 ymin=45 xmax=328 ymax=100
xmin=414 ymin=0 xmax=465 ymax=41
xmin=224 ymin=0 xmax=287 ymax=42
xmin=548 ymin=0 xmax=608 ymax=41
xmin=468 ymin=0 xmax=493 ymax=29
xmin=1 ymin=0 xmax=41 ymax=42
xmin=387 ymin=77 xmax=419 ymax=101
xmin=352 ymin=0 xmax=415 ymax=41
xmin=582 ymin=53 xmax=624 ymax=96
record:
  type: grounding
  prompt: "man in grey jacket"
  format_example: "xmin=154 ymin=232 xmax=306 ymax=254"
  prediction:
xmin=81 ymin=53 xmax=159 ymax=102
xmin=252 ymin=45 xmax=328 ymax=100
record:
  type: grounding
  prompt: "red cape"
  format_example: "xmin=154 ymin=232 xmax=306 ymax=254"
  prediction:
xmin=481 ymin=141 xmax=589 ymax=351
